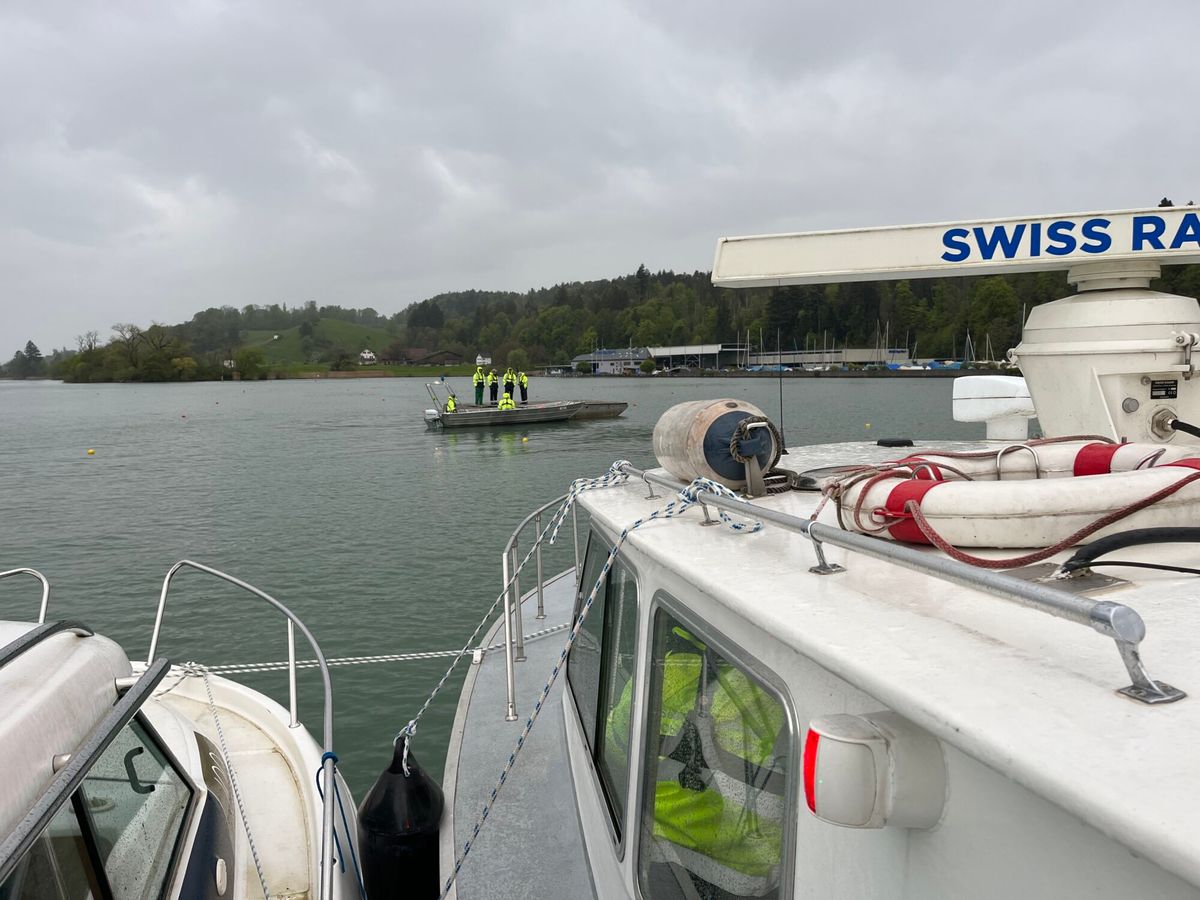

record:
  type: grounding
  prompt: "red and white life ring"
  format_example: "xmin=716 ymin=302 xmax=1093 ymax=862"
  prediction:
xmin=830 ymin=439 xmax=1200 ymax=551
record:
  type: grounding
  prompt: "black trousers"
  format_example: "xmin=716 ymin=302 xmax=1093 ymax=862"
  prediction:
xmin=490 ymin=384 xmax=498 ymax=401
xmin=519 ymin=386 xmax=528 ymax=403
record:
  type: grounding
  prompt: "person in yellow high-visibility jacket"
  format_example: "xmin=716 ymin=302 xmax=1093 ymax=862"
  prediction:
xmin=502 ymin=367 xmax=516 ymax=398
xmin=518 ymin=371 xmax=529 ymax=404
xmin=497 ymin=393 xmax=516 ymax=410
xmin=444 ymin=394 xmax=457 ymax=413
xmin=472 ymin=366 xmax=485 ymax=405
xmin=608 ymin=627 xmax=786 ymax=899
xmin=487 ymin=369 xmax=498 ymax=403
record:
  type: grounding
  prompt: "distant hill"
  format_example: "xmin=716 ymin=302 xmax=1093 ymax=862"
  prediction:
xmin=243 ymin=319 xmax=396 ymax=365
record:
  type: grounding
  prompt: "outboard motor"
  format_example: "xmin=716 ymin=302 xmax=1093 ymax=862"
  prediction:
xmin=653 ymin=399 xmax=782 ymax=496
xmin=357 ymin=742 xmax=444 ymax=899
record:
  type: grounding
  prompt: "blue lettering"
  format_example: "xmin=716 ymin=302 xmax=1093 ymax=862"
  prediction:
xmin=1170 ymin=212 xmax=1200 ymax=250
xmin=1029 ymin=222 xmax=1042 ymax=257
xmin=1045 ymin=220 xmax=1077 ymax=256
xmin=1080 ymin=217 xmax=1112 ymax=254
xmin=941 ymin=228 xmax=971 ymax=262
xmin=972 ymin=224 xmax=1027 ymax=260
xmin=1133 ymin=215 xmax=1166 ymax=250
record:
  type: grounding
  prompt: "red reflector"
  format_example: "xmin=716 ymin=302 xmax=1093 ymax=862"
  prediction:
xmin=803 ymin=729 xmax=820 ymax=813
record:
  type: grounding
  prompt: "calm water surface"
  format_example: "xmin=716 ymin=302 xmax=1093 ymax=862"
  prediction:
xmin=0 ymin=375 xmax=981 ymax=796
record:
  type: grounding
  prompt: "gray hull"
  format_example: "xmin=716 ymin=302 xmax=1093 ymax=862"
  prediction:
xmin=572 ymin=401 xmax=628 ymax=420
xmin=429 ymin=400 xmax=583 ymax=429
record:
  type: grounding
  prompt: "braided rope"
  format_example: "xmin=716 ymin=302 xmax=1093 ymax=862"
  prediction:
xmin=906 ymin=468 xmax=1200 ymax=569
xmin=439 ymin=475 xmax=760 ymax=899
xmin=188 ymin=662 xmax=272 ymax=899
xmin=201 ymin=623 xmax=570 ymax=675
xmin=397 ymin=460 xmax=633 ymax=776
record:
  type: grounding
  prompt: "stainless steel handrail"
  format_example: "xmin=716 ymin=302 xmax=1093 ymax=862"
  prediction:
xmin=0 ymin=568 xmax=50 ymax=624
xmin=616 ymin=463 xmax=1184 ymax=704
xmin=146 ymin=560 xmax=340 ymax=900
xmin=500 ymin=493 xmax=572 ymax=720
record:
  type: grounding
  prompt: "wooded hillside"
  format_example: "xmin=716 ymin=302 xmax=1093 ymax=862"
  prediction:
xmin=7 ymin=263 xmax=1200 ymax=381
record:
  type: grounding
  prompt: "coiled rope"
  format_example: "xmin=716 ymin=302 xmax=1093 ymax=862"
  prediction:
xmin=439 ymin=473 xmax=761 ymax=900
xmin=906 ymin=467 xmax=1200 ymax=569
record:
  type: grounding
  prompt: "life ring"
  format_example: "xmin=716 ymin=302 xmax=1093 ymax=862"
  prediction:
xmin=827 ymin=439 xmax=1200 ymax=552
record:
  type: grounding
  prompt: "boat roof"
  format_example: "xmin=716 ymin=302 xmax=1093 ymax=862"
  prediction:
xmin=576 ymin=441 xmax=1200 ymax=887
xmin=0 ymin=620 xmax=132 ymax=838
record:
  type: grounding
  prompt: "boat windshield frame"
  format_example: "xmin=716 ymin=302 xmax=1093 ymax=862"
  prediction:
xmin=0 ymin=659 xmax=197 ymax=890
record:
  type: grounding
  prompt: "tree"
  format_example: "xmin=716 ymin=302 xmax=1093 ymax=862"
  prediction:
xmin=507 ymin=348 xmax=530 ymax=372
xmin=234 ymin=347 xmax=266 ymax=380
xmin=22 ymin=341 xmax=44 ymax=376
xmin=640 ymin=356 xmax=656 ymax=374
xmin=76 ymin=331 xmax=99 ymax=352
xmin=172 ymin=357 xmax=198 ymax=380
xmin=110 ymin=324 xmax=143 ymax=370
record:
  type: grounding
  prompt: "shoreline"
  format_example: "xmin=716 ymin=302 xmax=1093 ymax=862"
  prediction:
xmin=2 ymin=368 xmax=1008 ymax=385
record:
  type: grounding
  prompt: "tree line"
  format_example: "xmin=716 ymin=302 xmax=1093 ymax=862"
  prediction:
xmin=5 ymin=263 xmax=1200 ymax=381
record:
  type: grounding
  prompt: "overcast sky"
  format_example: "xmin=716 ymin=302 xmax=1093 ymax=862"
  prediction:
xmin=3 ymin=0 xmax=1198 ymax=351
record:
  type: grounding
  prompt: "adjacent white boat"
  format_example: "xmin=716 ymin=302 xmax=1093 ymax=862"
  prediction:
xmin=0 ymin=562 xmax=364 ymax=900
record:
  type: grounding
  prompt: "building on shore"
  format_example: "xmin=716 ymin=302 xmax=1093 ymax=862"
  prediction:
xmin=571 ymin=343 xmax=918 ymax=373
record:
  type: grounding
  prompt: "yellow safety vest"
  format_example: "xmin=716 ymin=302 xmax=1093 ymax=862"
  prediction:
xmin=445 ymin=396 xmax=457 ymax=412
xmin=487 ymin=372 xmax=497 ymax=386
xmin=607 ymin=637 xmax=785 ymax=894
xmin=498 ymin=395 xmax=515 ymax=410
xmin=504 ymin=370 xmax=516 ymax=385
xmin=473 ymin=369 xmax=485 ymax=385
xmin=519 ymin=373 xmax=529 ymax=388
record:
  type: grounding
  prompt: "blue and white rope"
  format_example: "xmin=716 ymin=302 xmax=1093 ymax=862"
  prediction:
xmin=396 ymin=460 xmax=633 ymax=776
xmin=438 ymin=474 xmax=760 ymax=899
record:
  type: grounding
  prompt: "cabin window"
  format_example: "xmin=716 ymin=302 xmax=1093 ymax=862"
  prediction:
xmin=0 ymin=804 xmax=94 ymax=900
xmin=0 ymin=718 xmax=193 ymax=900
xmin=567 ymin=532 xmax=640 ymax=839
xmin=79 ymin=718 xmax=192 ymax=898
xmin=636 ymin=607 xmax=791 ymax=900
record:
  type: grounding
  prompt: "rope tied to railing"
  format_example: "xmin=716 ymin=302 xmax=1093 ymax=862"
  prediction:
xmin=185 ymin=661 xmax=273 ymax=900
xmin=395 ymin=460 xmax=633 ymax=776
xmin=440 ymin=474 xmax=761 ymax=899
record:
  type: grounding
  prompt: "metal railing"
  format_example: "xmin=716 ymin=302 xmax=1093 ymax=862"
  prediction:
xmin=615 ymin=463 xmax=1184 ymax=705
xmin=146 ymin=560 xmax=340 ymax=900
xmin=0 ymin=568 xmax=50 ymax=624
xmin=499 ymin=493 xmax=580 ymax=720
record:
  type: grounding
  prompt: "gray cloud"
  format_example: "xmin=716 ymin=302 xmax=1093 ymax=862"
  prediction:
xmin=2 ymin=0 xmax=1198 ymax=350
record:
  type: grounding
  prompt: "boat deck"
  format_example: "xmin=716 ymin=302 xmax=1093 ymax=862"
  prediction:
xmin=441 ymin=570 xmax=594 ymax=900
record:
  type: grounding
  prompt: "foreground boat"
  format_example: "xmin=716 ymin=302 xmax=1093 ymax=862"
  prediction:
xmin=438 ymin=207 xmax=1200 ymax=899
xmin=0 ymin=562 xmax=363 ymax=900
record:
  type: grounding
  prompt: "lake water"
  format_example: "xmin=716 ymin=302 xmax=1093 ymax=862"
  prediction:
xmin=0 ymin=375 xmax=982 ymax=797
